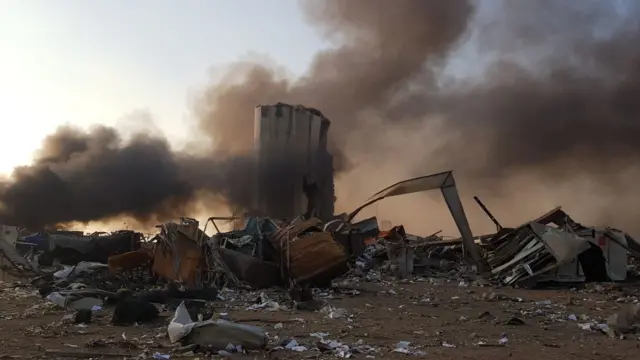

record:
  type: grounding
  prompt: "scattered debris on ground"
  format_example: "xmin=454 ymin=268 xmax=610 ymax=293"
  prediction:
xmin=1 ymin=177 xmax=639 ymax=359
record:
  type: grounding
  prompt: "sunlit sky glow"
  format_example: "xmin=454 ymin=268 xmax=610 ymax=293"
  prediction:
xmin=0 ymin=0 xmax=325 ymax=174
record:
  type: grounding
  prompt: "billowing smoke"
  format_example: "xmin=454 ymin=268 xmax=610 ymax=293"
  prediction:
xmin=386 ymin=0 xmax=640 ymax=233
xmin=2 ymin=0 xmax=640 ymax=234
xmin=195 ymin=0 xmax=640 ymax=234
xmin=0 ymin=126 xmax=225 ymax=228
xmin=197 ymin=1 xmax=473 ymax=151
xmin=428 ymin=1 xmax=640 ymax=177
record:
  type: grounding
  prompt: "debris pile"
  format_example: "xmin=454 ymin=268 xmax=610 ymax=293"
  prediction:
xmin=0 ymin=104 xmax=639 ymax=357
xmin=0 ymin=169 xmax=639 ymax=357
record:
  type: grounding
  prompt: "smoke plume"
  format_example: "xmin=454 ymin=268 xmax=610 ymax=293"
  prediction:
xmin=2 ymin=0 xmax=640 ymax=235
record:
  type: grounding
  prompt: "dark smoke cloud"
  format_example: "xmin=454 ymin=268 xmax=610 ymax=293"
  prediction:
xmin=3 ymin=0 xmax=640 ymax=233
xmin=0 ymin=126 xmax=195 ymax=228
xmin=196 ymin=0 xmax=474 ymax=150
xmin=0 ymin=124 xmax=309 ymax=228
xmin=428 ymin=0 xmax=640 ymax=180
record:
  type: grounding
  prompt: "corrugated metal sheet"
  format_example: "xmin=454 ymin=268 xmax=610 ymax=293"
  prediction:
xmin=267 ymin=217 xmax=347 ymax=285
xmin=269 ymin=218 xmax=323 ymax=250
xmin=253 ymin=103 xmax=334 ymax=220
xmin=287 ymin=231 xmax=348 ymax=285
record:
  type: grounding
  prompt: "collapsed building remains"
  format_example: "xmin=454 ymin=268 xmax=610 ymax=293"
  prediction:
xmin=5 ymin=172 xmax=637 ymax=296
xmin=484 ymin=207 xmax=640 ymax=286
xmin=0 ymin=103 xmax=634 ymax=290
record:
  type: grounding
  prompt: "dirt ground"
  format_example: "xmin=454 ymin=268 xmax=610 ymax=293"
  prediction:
xmin=0 ymin=275 xmax=639 ymax=359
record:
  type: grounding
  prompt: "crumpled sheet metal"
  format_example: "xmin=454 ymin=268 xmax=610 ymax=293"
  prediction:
xmin=268 ymin=217 xmax=348 ymax=286
xmin=529 ymin=222 xmax=591 ymax=264
xmin=269 ymin=218 xmax=323 ymax=250
xmin=488 ymin=222 xmax=593 ymax=285
xmin=288 ymin=231 xmax=348 ymax=285
xmin=347 ymin=172 xmax=454 ymax=222
xmin=152 ymin=232 xmax=203 ymax=285
xmin=0 ymin=236 xmax=37 ymax=272
xmin=168 ymin=301 xmax=267 ymax=350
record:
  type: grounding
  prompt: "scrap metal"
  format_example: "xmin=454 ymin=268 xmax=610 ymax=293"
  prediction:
xmin=269 ymin=218 xmax=348 ymax=286
xmin=345 ymin=171 xmax=489 ymax=274
xmin=481 ymin=207 xmax=639 ymax=286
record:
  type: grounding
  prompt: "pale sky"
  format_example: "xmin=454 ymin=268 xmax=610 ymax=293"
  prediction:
xmin=0 ymin=0 xmax=323 ymax=174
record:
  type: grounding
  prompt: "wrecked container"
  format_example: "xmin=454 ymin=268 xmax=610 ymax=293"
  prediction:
xmin=269 ymin=218 xmax=348 ymax=286
xmin=288 ymin=231 xmax=348 ymax=285
xmin=152 ymin=223 xmax=205 ymax=285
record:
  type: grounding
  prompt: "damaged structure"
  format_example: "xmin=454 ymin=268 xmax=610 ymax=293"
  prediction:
xmin=142 ymin=170 xmax=492 ymax=289
xmin=18 ymin=230 xmax=142 ymax=266
xmin=150 ymin=215 xmax=347 ymax=290
xmin=485 ymin=207 xmax=639 ymax=286
xmin=2 ymin=102 xmax=640 ymax=358
xmin=0 ymin=224 xmax=37 ymax=279
xmin=253 ymin=103 xmax=335 ymax=222
xmin=3 ymin=103 xmax=639 ymax=306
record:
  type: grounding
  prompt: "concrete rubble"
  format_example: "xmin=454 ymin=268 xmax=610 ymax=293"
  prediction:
xmin=0 ymin=104 xmax=639 ymax=358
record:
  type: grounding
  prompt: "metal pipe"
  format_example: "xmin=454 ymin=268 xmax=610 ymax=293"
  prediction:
xmin=473 ymin=196 xmax=503 ymax=232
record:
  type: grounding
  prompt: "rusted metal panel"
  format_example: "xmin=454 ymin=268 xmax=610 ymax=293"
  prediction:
xmin=268 ymin=218 xmax=323 ymax=251
xmin=288 ymin=231 xmax=348 ymax=285
xmin=267 ymin=217 xmax=347 ymax=285
xmin=152 ymin=233 xmax=203 ymax=285
xmin=108 ymin=249 xmax=153 ymax=272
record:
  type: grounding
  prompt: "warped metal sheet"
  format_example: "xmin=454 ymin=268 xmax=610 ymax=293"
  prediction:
xmin=347 ymin=171 xmax=453 ymax=221
xmin=152 ymin=232 xmax=203 ymax=285
xmin=0 ymin=237 xmax=35 ymax=271
xmin=345 ymin=171 xmax=485 ymax=270
xmin=529 ymin=223 xmax=591 ymax=263
xmin=288 ymin=231 xmax=348 ymax=285
xmin=491 ymin=241 xmax=546 ymax=275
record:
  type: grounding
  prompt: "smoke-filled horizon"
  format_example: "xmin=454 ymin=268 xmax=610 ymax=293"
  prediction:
xmin=2 ymin=0 xmax=640 ymax=235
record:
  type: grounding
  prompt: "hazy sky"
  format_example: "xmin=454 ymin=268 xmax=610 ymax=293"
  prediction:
xmin=1 ymin=1 xmax=635 ymax=177
xmin=0 ymin=0 xmax=325 ymax=174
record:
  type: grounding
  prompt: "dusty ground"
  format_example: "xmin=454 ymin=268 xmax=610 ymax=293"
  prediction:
xmin=0 ymin=275 xmax=639 ymax=359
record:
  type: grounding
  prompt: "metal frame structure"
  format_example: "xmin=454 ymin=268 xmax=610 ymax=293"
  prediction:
xmin=347 ymin=171 xmax=489 ymax=273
